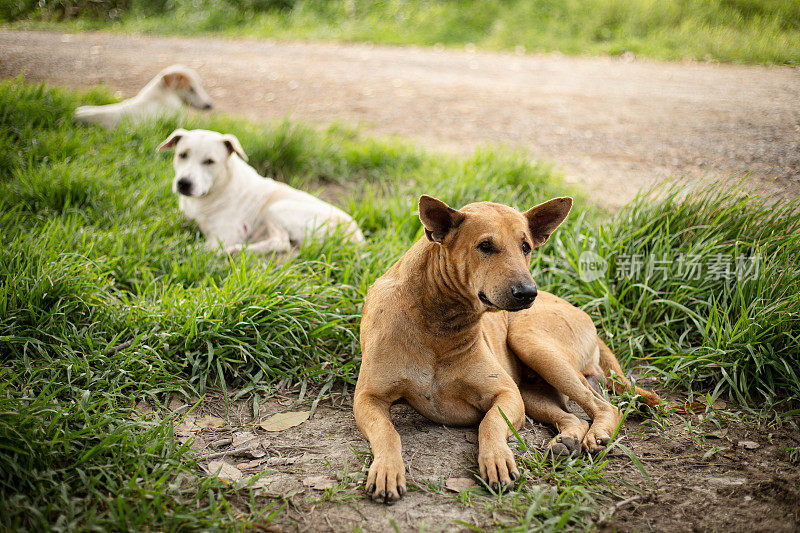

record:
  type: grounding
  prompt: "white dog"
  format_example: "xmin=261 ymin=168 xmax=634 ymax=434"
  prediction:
xmin=158 ymin=128 xmax=364 ymax=254
xmin=74 ymin=65 xmax=213 ymax=129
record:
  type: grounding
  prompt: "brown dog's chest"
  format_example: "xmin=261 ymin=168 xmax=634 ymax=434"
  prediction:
xmin=398 ymin=318 xmax=520 ymax=426
xmin=401 ymin=365 xmax=486 ymax=426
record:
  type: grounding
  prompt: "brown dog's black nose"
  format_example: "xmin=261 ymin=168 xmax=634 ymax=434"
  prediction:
xmin=511 ymin=283 xmax=538 ymax=305
xmin=203 ymin=103 xmax=213 ymax=110
xmin=177 ymin=177 xmax=192 ymax=195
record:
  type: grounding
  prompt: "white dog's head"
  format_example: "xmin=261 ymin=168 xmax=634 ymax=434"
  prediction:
xmin=157 ymin=128 xmax=248 ymax=198
xmin=159 ymin=65 xmax=214 ymax=110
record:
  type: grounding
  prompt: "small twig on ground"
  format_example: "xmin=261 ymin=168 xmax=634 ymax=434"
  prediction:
xmin=209 ymin=437 xmax=233 ymax=449
xmin=199 ymin=446 xmax=258 ymax=460
xmin=105 ymin=340 xmax=133 ymax=356
xmin=598 ymin=495 xmax=644 ymax=524
xmin=268 ymin=445 xmax=323 ymax=452
xmin=641 ymin=451 xmax=735 ymax=462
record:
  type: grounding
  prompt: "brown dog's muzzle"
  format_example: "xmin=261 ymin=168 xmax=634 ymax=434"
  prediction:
xmin=480 ymin=279 xmax=538 ymax=311
xmin=510 ymin=281 xmax=538 ymax=307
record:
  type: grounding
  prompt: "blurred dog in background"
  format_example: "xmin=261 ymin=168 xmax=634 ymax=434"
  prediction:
xmin=74 ymin=64 xmax=213 ymax=129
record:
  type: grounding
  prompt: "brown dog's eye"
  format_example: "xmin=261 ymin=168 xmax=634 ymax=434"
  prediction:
xmin=202 ymin=159 xmax=215 ymax=165
xmin=521 ymin=241 xmax=531 ymax=255
xmin=477 ymin=240 xmax=495 ymax=253
xmin=178 ymin=151 xmax=188 ymax=159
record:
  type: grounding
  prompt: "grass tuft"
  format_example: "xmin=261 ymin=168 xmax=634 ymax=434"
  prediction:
xmin=541 ymin=181 xmax=800 ymax=404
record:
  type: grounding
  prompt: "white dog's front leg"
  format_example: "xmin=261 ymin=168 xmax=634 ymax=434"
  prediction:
xmin=224 ymin=236 xmax=291 ymax=255
xmin=205 ymin=239 xmax=227 ymax=253
xmin=223 ymin=218 xmax=293 ymax=256
xmin=203 ymin=236 xmax=242 ymax=255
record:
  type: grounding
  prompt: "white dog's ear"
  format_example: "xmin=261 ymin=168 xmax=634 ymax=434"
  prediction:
xmin=418 ymin=195 xmax=465 ymax=243
xmin=157 ymin=128 xmax=188 ymax=152
xmin=221 ymin=134 xmax=248 ymax=162
xmin=162 ymin=71 xmax=191 ymax=89
xmin=524 ymin=197 xmax=572 ymax=246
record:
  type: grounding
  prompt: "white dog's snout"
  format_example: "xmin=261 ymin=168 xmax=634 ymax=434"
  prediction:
xmin=176 ymin=177 xmax=193 ymax=195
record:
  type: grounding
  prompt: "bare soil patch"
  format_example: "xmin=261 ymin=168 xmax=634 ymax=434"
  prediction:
xmin=2 ymin=29 xmax=799 ymax=208
xmin=154 ymin=386 xmax=800 ymax=532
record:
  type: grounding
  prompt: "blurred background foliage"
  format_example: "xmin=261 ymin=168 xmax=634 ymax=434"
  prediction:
xmin=3 ymin=0 xmax=799 ymax=64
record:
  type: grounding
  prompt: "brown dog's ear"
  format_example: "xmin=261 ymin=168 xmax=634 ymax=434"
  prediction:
xmin=524 ymin=197 xmax=572 ymax=246
xmin=162 ymin=71 xmax=191 ymax=89
xmin=221 ymin=134 xmax=248 ymax=162
xmin=157 ymin=128 xmax=188 ymax=152
xmin=418 ymin=195 xmax=465 ymax=243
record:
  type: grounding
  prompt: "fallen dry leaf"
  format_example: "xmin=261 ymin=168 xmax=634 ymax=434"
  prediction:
xmin=236 ymin=458 xmax=267 ymax=470
xmin=206 ymin=460 xmax=243 ymax=482
xmin=168 ymin=398 xmax=187 ymax=412
xmin=708 ymin=476 xmax=746 ymax=486
xmin=248 ymin=476 xmax=273 ymax=490
xmin=445 ymin=477 xmax=477 ymax=492
xmin=302 ymin=476 xmax=335 ymax=490
xmin=265 ymin=456 xmax=298 ymax=466
xmin=251 ymin=473 xmax=301 ymax=494
xmin=196 ymin=415 xmax=226 ymax=429
xmin=232 ymin=431 xmax=258 ymax=448
xmin=134 ymin=400 xmax=154 ymax=415
xmin=173 ymin=415 xmax=198 ymax=436
xmin=738 ymin=440 xmax=760 ymax=450
xmin=671 ymin=401 xmax=706 ymax=414
xmin=191 ymin=436 xmax=207 ymax=451
xmin=259 ymin=411 xmax=310 ymax=432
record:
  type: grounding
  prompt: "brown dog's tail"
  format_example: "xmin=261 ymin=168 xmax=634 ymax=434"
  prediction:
xmin=597 ymin=338 xmax=661 ymax=406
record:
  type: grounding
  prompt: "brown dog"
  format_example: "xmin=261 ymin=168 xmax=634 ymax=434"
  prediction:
xmin=354 ymin=195 xmax=660 ymax=503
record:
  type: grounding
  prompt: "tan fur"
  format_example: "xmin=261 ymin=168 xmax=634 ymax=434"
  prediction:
xmin=354 ymin=195 xmax=660 ymax=504
xmin=162 ymin=71 xmax=193 ymax=90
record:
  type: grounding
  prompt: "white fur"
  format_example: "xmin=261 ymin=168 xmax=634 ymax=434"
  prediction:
xmin=158 ymin=128 xmax=364 ymax=255
xmin=74 ymin=65 xmax=213 ymax=129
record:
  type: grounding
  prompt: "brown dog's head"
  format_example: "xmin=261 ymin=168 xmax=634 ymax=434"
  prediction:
xmin=418 ymin=195 xmax=572 ymax=312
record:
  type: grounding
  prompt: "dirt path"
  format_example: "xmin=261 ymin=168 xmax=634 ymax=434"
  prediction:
xmin=161 ymin=388 xmax=799 ymax=532
xmin=2 ymin=29 xmax=798 ymax=208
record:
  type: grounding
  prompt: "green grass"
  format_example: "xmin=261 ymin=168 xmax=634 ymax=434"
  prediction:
xmin=5 ymin=0 xmax=800 ymax=64
xmin=550 ymin=183 xmax=800 ymax=405
xmin=1 ymin=78 xmax=798 ymax=529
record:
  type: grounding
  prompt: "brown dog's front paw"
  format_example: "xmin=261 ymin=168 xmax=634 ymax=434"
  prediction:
xmin=478 ymin=444 xmax=519 ymax=492
xmin=548 ymin=435 xmax=581 ymax=456
xmin=365 ymin=456 xmax=406 ymax=504
xmin=582 ymin=426 xmax=613 ymax=454
xmin=548 ymin=418 xmax=588 ymax=457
